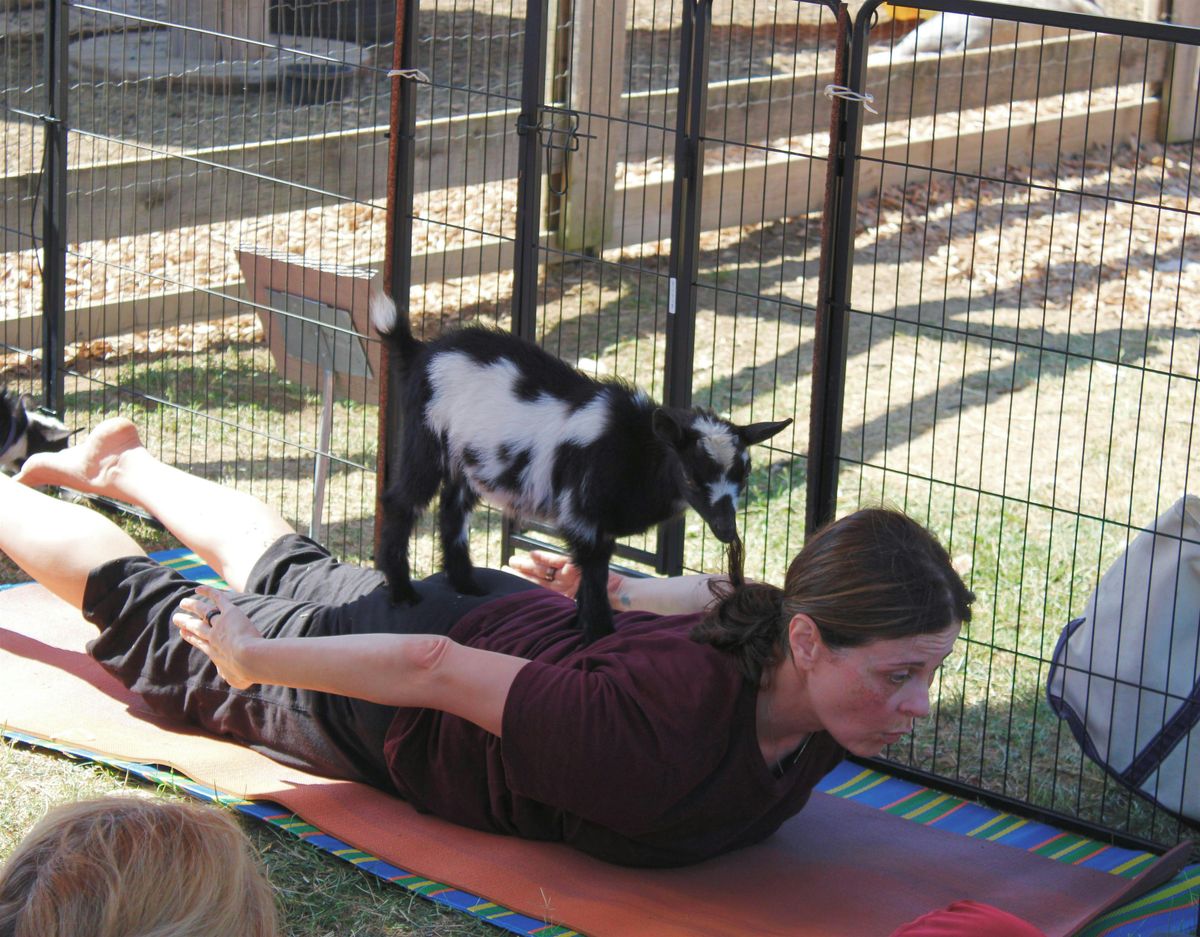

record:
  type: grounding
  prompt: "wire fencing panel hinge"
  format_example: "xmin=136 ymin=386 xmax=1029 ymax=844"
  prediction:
xmin=517 ymin=106 xmax=595 ymax=196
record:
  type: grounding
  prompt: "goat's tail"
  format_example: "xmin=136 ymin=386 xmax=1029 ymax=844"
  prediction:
xmin=369 ymin=281 xmax=421 ymax=364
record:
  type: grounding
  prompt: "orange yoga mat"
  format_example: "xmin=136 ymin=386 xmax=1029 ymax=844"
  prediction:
xmin=0 ymin=583 xmax=1189 ymax=937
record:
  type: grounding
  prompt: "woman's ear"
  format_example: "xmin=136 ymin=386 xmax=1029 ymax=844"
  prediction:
xmin=787 ymin=613 xmax=822 ymax=670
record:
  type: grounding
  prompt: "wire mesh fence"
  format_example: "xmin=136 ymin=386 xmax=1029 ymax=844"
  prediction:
xmin=1 ymin=0 xmax=395 ymax=563
xmin=832 ymin=0 xmax=1200 ymax=848
xmin=2 ymin=0 xmax=1198 ymax=851
xmin=1 ymin=0 xmax=52 ymax=403
xmin=685 ymin=0 xmax=838 ymax=581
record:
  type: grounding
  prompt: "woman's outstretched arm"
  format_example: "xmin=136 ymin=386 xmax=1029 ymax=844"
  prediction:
xmin=175 ymin=587 xmax=528 ymax=737
xmin=507 ymin=549 xmax=725 ymax=615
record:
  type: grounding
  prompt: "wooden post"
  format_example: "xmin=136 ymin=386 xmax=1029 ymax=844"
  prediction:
xmin=556 ymin=0 xmax=628 ymax=255
xmin=1161 ymin=0 xmax=1200 ymax=142
xmin=166 ymin=0 xmax=270 ymax=62
xmin=167 ymin=0 xmax=218 ymax=59
xmin=219 ymin=0 xmax=269 ymax=59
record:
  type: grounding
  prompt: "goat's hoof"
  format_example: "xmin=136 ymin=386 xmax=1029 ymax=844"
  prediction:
xmin=388 ymin=584 xmax=421 ymax=606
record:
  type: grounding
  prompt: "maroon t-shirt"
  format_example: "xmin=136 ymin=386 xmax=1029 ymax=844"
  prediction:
xmin=382 ymin=591 xmax=846 ymax=867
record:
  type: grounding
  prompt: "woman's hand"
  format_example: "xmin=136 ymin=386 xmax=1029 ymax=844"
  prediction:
xmin=505 ymin=550 xmax=626 ymax=607
xmin=173 ymin=586 xmax=261 ymax=689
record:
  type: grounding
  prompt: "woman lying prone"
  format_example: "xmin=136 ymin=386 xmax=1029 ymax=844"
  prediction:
xmin=1 ymin=419 xmax=972 ymax=868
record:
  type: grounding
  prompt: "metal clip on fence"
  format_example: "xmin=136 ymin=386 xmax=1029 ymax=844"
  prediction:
xmin=387 ymin=68 xmax=431 ymax=84
xmin=823 ymin=84 xmax=879 ymax=114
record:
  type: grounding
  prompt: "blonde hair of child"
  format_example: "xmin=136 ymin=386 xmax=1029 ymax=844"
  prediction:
xmin=0 ymin=795 xmax=278 ymax=937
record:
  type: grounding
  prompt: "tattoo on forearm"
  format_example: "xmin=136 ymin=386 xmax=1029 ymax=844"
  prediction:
xmin=618 ymin=592 xmax=632 ymax=608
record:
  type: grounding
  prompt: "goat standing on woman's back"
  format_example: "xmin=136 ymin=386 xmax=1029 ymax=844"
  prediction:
xmin=370 ymin=288 xmax=792 ymax=644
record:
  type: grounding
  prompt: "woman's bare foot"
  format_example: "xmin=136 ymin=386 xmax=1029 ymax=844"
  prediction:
xmin=14 ymin=417 xmax=146 ymax=499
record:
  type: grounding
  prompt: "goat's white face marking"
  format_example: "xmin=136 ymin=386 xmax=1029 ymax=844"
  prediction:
xmin=707 ymin=478 xmax=740 ymax=509
xmin=693 ymin=417 xmax=741 ymax=506
xmin=425 ymin=353 xmax=610 ymax=521
xmin=695 ymin=417 xmax=737 ymax=474
xmin=0 ymin=409 xmax=68 ymax=474
xmin=28 ymin=411 xmax=70 ymax=444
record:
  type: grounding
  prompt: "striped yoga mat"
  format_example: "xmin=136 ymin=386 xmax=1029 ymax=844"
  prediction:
xmin=4 ymin=549 xmax=1197 ymax=937
xmin=818 ymin=762 xmax=1199 ymax=937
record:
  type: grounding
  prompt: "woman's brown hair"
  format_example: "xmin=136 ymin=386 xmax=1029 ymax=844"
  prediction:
xmin=693 ymin=507 xmax=975 ymax=683
xmin=0 ymin=796 xmax=278 ymax=937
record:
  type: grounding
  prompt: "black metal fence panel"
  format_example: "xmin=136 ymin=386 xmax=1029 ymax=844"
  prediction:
xmin=389 ymin=0 xmax=532 ymax=573
xmin=498 ymin=0 xmax=841 ymax=577
xmin=690 ymin=0 xmax=840 ymax=581
xmin=403 ymin=0 xmax=523 ymax=326
xmin=832 ymin=0 xmax=1200 ymax=847
xmin=1 ymin=0 xmax=394 ymax=564
xmin=1 ymin=1 xmax=56 ymax=405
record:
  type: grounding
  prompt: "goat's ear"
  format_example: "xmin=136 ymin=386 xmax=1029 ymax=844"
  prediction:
xmin=738 ymin=418 xmax=793 ymax=446
xmin=652 ymin=408 xmax=687 ymax=447
xmin=27 ymin=410 xmax=71 ymax=441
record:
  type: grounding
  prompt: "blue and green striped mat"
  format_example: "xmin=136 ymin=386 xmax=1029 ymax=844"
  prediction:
xmin=3 ymin=548 xmax=1196 ymax=937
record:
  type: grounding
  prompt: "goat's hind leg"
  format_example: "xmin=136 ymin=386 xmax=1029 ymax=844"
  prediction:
xmin=378 ymin=439 xmax=441 ymax=605
xmin=437 ymin=472 xmax=486 ymax=595
xmin=571 ymin=539 xmax=617 ymax=645
xmin=379 ymin=488 xmax=428 ymax=605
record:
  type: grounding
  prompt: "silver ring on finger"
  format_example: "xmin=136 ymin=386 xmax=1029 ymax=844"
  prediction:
xmin=545 ymin=569 xmax=556 ymax=582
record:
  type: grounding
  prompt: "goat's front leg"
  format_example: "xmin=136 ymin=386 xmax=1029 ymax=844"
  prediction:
xmin=571 ymin=538 xmax=617 ymax=645
xmin=438 ymin=473 xmax=485 ymax=595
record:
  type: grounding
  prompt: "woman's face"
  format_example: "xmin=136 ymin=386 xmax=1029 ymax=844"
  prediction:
xmin=802 ymin=622 xmax=961 ymax=757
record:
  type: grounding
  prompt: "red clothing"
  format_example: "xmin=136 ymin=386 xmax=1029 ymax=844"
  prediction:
xmin=889 ymin=901 xmax=1047 ymax=937
xmin=383 ymin=591 xmax=846 ymax=867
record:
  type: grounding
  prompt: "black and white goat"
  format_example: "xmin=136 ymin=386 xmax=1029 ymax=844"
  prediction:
xmin=370 ymin=288 xmax=792 ymax=644
xmin=0 ymin=389 xmax=71 ymax=475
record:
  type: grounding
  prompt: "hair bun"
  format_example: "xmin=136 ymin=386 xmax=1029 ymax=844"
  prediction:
xmin=691 ymin=580 xmax=786 ymax=682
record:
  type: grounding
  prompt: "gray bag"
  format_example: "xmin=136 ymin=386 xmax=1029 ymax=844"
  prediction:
xmin=1046 ymin=494 xmax=1200 ymax=821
